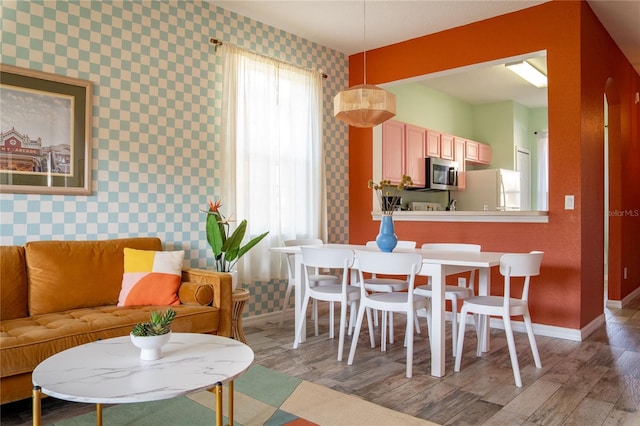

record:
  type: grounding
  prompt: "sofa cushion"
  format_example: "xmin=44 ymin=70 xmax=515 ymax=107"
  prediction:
xmin=0 ymin=304 xmax=220 ymax=378
xmin=0 ymin=246 xmax=28 ymax=321
xmin=118 ymin=248 xmax=184 ymax=307
xmin=25 ymin=238 xmax=163 ymax=315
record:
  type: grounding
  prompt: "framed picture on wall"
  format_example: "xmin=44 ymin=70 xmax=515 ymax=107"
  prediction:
xmin=0 ymin=64 xmax=92 ymax=195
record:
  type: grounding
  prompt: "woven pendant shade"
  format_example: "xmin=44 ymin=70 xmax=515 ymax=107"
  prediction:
xmin=334 ymin=84 xmax=396 ymax=128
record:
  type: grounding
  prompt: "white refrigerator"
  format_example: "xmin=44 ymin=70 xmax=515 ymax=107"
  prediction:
xmin=454 ymin=169 xmax=521 ymax=211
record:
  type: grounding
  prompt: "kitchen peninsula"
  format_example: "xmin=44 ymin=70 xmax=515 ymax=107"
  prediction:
xmin=372 ymin=210 xmax=549 ymax=223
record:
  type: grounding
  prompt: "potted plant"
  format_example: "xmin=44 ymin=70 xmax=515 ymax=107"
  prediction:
xmin=130 ymin=308 xmax=176 ymax=360
xmin=204 ymin=200 xmax=269 ymax=287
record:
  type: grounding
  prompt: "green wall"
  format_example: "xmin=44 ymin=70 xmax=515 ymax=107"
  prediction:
xmin=387 ymin=83 xmax=474 ymax=137
xmin=386 ymin=83 xmax=549 ymax=174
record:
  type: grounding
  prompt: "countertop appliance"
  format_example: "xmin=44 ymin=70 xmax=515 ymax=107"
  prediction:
xmin=412 ymin=157 xmax=459 ymax=191
xmin=454 ymin=169 xmax=521 ymax=211
xmin=411 ymin=202 xmax=442 ymax=211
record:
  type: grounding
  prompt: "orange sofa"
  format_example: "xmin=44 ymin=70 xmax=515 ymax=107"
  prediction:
xmin=0 ymin=237 xmax=232 ymax=405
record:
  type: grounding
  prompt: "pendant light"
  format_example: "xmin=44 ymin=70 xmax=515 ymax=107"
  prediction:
xmin=334 ymin=1 xmax=396 ymax=128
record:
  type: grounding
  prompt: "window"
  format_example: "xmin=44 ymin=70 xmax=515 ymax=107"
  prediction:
xmin=220 ymin=45 xmax=326 ymax=281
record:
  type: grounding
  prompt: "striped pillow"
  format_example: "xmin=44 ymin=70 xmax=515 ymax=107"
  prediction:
xmin=117 ymin=248 xmax=184 ymax=307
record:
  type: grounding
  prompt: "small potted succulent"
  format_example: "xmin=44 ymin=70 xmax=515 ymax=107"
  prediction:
xmin=130 ymin=308 xmax=176 ymax=360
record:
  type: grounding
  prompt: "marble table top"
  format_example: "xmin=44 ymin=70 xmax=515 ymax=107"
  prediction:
xmin=32 ymin=333 xmax=254 ymax=404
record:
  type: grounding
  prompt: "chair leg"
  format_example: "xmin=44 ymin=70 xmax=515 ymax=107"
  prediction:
xmin=347 ymin=304 xmax=366 ymax=365
xmin=279 ymin=280 xmax=294 ymax=328
xmin=454 ymin=305 xmax=468 ymax=371
xmin=450 ymin=296 xmax=458 ymax=356
xmin=475 ymin=315 xmax=486 ymax=357
xmin=414 ymin=312 xmax=421 ymax=335
xmin=293 ymin=296 xmax=311 ymax=349
xmin=381 ymin=311 xmax=388 ymax=352
xmin=503 ymin=317 xmax=522 ymax=387
xmin=347 ymin=300 xmax=357 ymax=336
xmin=337 ymin=301 xmax=347 ymax=361
xmin=389 ymin=312 xmax=395 ymax=344
xmin=424 ymin=306 xmax=432 ymax=338
xmin=523 ymin=310 xmax=542 ymax=368
xmin=328 ymin=301 xmax=335 ymax=339
xmin=313 ymin=300 xmax=319 ymax=337
xmin=405 ymin=310 xmax=414 ymax=378
xmin=366 ymin=307 xmax=376 ymax=348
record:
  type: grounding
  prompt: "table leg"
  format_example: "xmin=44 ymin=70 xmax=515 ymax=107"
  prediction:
xmin=214 ymin=382 xmax=223 ymax=426
xmin=96 ymin=403 xmax=102 ymax=426
xmin=32 ymin=386 xmax=41 ymax=426
xmin=478 ymin=267 xmax=491 ymax=352
xmin=228 ymin=380 xmax=234 ymax=425
xmin=293 ymin=253 xmax=306 ymax=344
xmin=431 ymin=266 xmax=446 ymax=377
xmin=419 ymin=264 xmax=445 ymax=377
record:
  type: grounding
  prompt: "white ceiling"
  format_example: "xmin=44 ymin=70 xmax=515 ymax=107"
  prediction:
xmin=211 ymin=0 xmax=640 ymax=108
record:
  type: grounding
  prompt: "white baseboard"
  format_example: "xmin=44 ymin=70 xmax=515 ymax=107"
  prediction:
xmin=484 ymin=314 xmax=605 ymax=342
xmin=246 ymin=309 xmax=600 ymax=342
xmin=243 ymin=311 xmax=283 ymax=328
xmin=606 ymin=285 xmax=640 ymax=309
xmin=419 ymin=311 xmax=596 ymax=342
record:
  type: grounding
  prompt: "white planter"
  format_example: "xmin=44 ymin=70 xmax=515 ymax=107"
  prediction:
xmin=130 ymin=331 xmax=171 ymax=360
xmin=229 ymin=269 xmax=238 ymax=291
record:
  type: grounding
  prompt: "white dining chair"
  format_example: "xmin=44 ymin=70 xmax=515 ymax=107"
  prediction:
xmin=348 ymin=250 xmax=427 ymax=378
xmin=414 ymin=243 xmax=481 ymax=356
xmin=280 ymin=239 xmax=338 ymax=328
xmin=363 ymin=240 xmax=419 ymax=345
xmin=293 ymin=246 xmax=359 ymax=361
xmin=454 ymin=251 xmax=544 ymax=387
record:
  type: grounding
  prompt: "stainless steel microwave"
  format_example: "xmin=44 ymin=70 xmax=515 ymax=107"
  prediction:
xmin=425 ymin=157 xmax=459 ymax=191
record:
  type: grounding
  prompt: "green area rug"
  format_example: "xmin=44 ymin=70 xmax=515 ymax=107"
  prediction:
xmin=53 ymin=365 xmax=435 ymax=425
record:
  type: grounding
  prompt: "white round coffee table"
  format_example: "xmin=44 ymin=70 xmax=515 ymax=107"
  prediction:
xmin=32 ymin=333 xmax=254 ymax=426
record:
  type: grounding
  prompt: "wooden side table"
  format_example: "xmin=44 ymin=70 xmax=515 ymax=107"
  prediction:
xmin=231 ymin=288 xmax=249 ymax=343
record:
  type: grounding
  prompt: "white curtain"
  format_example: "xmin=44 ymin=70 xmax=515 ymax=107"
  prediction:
xmin=536 ymin=131 xmax=549 ymax=211
xmin=220 ymin=45 xmax=327 ymax=282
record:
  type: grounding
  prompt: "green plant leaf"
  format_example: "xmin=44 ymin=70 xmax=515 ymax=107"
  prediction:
xmin=237 ymin=231 xmax=269 ymax=259
xmin=221 ymin=219 xmax=247 ymax=262
xmin=206 ymin=212 xmax=224 ymax=257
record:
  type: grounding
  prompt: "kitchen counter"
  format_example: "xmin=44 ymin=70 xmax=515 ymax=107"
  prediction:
xmin=372 ymin=210 xmax=549 ymax=223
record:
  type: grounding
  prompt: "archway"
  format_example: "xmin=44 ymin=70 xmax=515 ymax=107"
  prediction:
xmin=604 ymin=77 xmax=622 ymax=306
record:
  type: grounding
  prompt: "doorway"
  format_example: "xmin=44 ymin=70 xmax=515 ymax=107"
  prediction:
xmin=515 ymin=147 xmax=531 ymax=211
xmin=604 ymin=95 xmax=609 ymax=305
xmin=604 ymin=77 xmax=622 ymax=308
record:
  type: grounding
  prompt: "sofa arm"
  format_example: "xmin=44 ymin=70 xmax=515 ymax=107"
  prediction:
xmin=181 ymin=268 xmax=233 ymax=337
xmin=178 ymin=282 xmax=214 ymax=306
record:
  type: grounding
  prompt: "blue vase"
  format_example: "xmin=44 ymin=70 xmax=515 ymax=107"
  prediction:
xmin=376 ymin=214 xmax=398 ymax=252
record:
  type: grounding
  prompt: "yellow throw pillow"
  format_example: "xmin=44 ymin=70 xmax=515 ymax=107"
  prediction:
xmin=117 ymin=248 xmax=184 ymax=307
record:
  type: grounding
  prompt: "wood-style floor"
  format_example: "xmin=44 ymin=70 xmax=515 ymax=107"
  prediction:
xmin=2 ymin=295 xmax=639 ymax=425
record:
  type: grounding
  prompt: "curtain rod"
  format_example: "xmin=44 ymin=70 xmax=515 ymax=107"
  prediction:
xmin=209 ymin=38 xmax=328 ymax=79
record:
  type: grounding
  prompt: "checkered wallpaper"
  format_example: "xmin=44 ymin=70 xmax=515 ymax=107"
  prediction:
xmin=0 ymin=0 xmax=349 ymax=317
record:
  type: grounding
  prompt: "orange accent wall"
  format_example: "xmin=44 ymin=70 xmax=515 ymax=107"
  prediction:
xmin=348 ymin=1 xmax=640 ymax=331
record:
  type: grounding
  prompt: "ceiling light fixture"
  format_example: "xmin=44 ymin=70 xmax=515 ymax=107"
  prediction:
xmin=505 ymin=61 xmax=548 ymax=88
xmin=334 ymin=1 xmax=396 ymax=128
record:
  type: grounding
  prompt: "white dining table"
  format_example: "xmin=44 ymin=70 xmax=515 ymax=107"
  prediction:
xmin=270 ymin=243 xmax=504 ymax=377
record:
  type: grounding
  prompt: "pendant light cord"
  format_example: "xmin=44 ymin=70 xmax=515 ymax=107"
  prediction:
xmin=363 ymin=0 xmax=367 ymax=85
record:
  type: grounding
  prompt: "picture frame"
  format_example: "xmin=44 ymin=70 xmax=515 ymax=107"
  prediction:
xmin=0 ymin=64 xmax=92 ymax=195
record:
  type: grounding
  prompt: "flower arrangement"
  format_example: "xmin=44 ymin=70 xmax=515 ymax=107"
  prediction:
xmin=204 ymin=200 xmax=269 ymax=272
xmin=368 ymin=175 xmax=413 ymax=215
xmin=131 ymin=308 xmax=176 ymax=337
